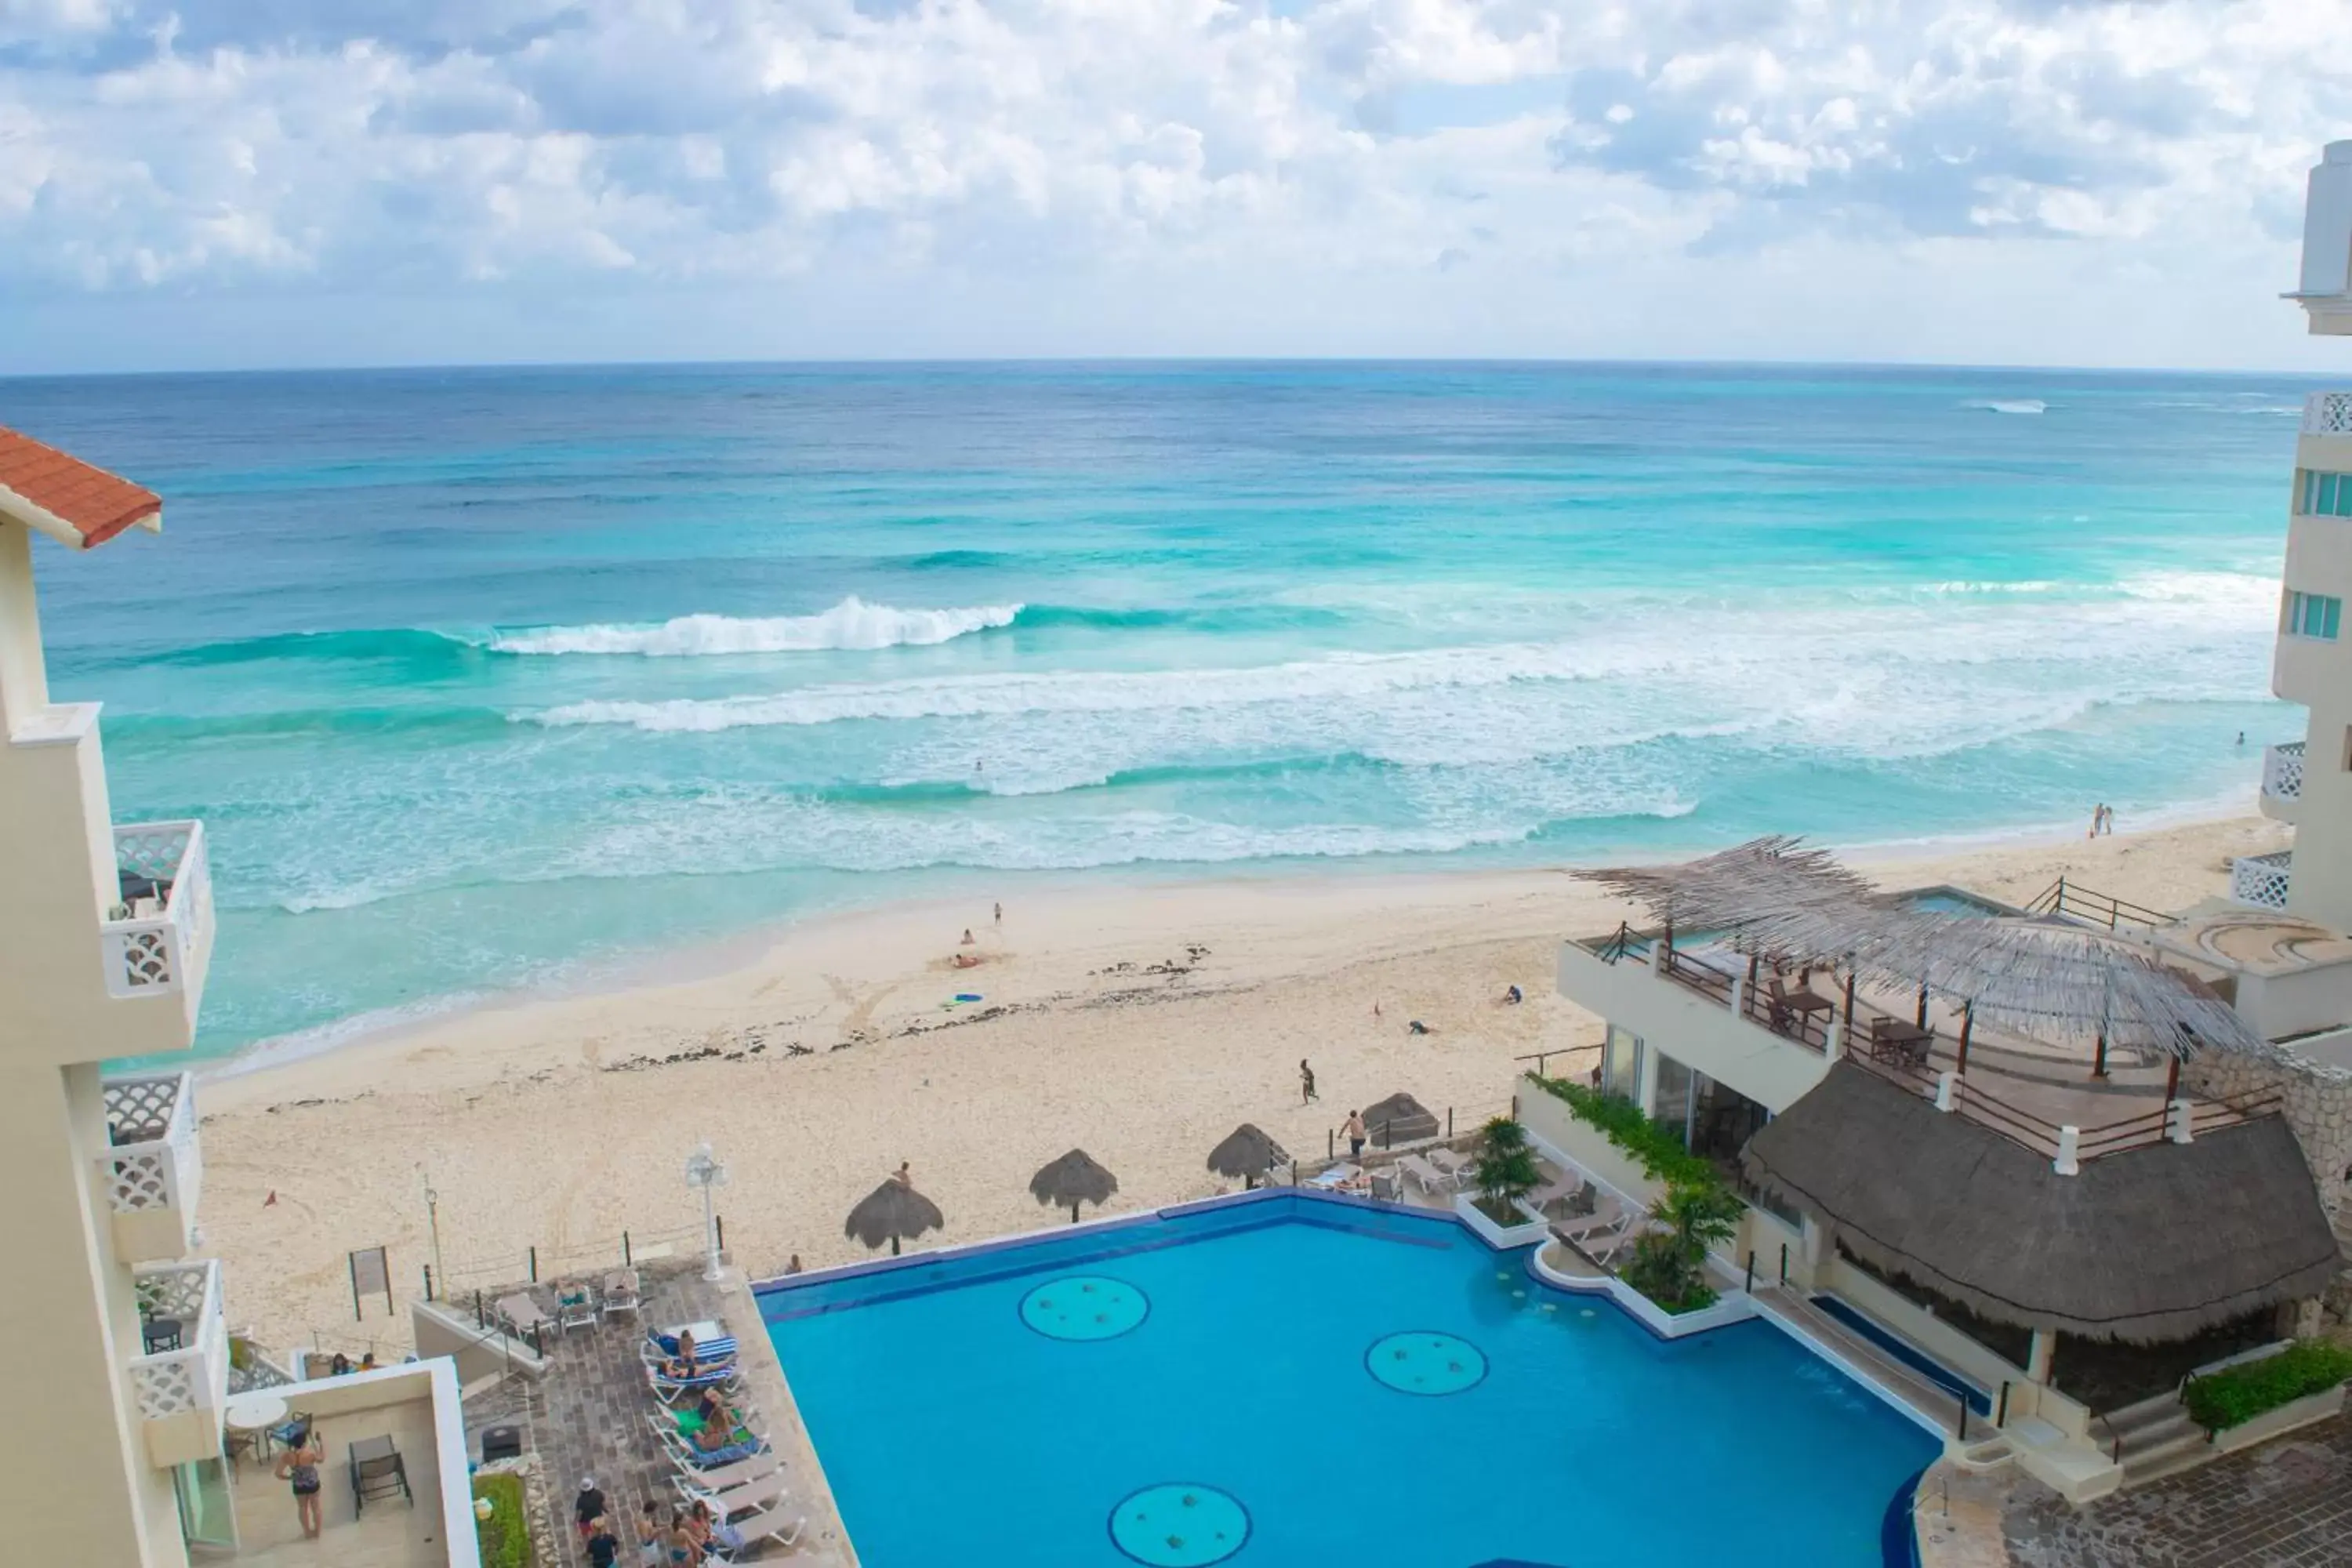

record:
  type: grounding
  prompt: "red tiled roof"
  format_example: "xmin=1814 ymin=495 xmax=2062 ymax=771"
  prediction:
xmin=0 ymin=425 xmax=162 ymax=549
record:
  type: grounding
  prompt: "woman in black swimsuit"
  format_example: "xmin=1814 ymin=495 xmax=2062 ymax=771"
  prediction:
xmin=276 ymin=1428 xmax=325 ymax=1539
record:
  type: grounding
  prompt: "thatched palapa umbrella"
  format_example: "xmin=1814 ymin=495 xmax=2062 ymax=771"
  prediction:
xmin=844 ymin=1174 xmax=945 ymax=1257
xmin=1030 ymin=1149 xmax=1118 ymax=1224
xmin=1359 ymin=1091 xmax=1439 ymax=1147
xmin=1207 ymin=1123 xmax=1288 ymax=1189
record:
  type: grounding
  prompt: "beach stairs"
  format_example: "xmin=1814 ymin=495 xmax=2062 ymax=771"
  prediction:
xmin=2100 ymin=1388 xmax=2207 ymax=1487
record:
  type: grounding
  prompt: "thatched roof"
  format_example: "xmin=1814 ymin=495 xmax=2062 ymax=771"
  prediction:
xmin=1206 ymin=1123 xmax=1287 ymax=1179
xmin=1360 ymin=1092 xmax=1439 ymax=1143
xmin=844 ymin=1178 xmax=946 ymax=1252
xmin=1578 ymin=837 xmax=2267 ymax=1059
xmin=1029 ymin=1149 xmax=1118 ymax=1212
xmin=1743 ymin=1064 xmax=2339 ymax=1342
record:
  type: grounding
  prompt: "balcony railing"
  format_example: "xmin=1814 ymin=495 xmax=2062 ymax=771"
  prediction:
xmin=2263 ymin=742 xmax=2306 ymax=804
xmin=2303 ymin=391 xmax=2352 ymax=436
xmin=100 ymin=820 xmax=213 ymax=1000
xmin=128 ymin=1259 xmax=229 ymax=1468
xmin=97 ymin=1071 xmax=202 ymax=1262
xmin=2230 ymin=850 xmax=2293 ymax=910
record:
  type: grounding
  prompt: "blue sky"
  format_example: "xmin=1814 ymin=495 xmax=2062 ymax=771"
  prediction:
xmin=5 ymin=0 xmax=2352 ymax=372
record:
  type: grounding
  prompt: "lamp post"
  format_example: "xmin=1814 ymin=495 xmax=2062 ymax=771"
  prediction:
xmin=685 ymin=1142 xmax=728 ymax=1283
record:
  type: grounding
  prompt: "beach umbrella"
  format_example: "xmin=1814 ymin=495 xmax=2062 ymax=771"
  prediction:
xmin=1207 ymin=1123 xmax=1287 ymax=1190
xmin=1359 ymin=1091 xmax=1439 ymax=1146
xmin=1029 ymin=1149 xmax=1119 ymax=1224
xmin=844 ymin=1178 xmax=945 ymax=1257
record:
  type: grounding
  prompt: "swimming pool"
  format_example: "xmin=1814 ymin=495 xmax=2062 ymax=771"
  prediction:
xmin=759 ymin=1193 xmax=1936 ymax=1566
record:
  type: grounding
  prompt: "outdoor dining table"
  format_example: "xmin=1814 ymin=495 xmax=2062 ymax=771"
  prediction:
xmin=223 ymin=1392 xmax=289 ymax=1468
xmin=1870 ymin=1018 xmax=1935 ymax=1065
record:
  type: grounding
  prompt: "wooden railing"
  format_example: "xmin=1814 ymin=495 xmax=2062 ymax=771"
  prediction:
xmin=1846 ymin=1048 xmax=2281 ymax=1165
xmin=2022 ymin=877 xmax=2173 ymax=931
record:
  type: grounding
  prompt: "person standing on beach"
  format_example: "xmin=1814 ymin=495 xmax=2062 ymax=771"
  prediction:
xmin=993 ymin=901 xmax=1003 ymax=927
xmin=1300 ymin=1059 xmax=1319 ymax=1104
xmin=1343 ymin=1109 xmax=1367 ymax=1159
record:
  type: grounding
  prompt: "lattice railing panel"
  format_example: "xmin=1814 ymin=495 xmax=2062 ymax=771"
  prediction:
xmin=2303 ymin=391 xmax=2352 ymax=436
xmin=2231 ymin=851 xmax=2293 ymax=910
xmin=2264 ymin=742 xmax=2306 ymax=802
xmin=113 ymin=823 xmax=193 ymax=887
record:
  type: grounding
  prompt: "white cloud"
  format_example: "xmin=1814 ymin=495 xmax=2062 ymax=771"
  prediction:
xmin=2 ymin=0 xmax=2350 ymax=369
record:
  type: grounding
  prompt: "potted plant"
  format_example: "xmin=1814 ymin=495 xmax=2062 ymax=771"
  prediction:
xmin=1471 ymin=1116 xmax=1541 ymax=1228
xmin=1620 ymin=1178 xmax=1744 ymax=1313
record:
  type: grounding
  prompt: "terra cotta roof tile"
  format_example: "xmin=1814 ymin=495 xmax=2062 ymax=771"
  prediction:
xmin=0 ymin=425 xmax=162 ymax=548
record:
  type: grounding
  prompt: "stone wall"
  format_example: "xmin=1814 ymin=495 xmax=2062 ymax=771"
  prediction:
xmin=2183 ymin=1049 xmax=2352 ymax=1325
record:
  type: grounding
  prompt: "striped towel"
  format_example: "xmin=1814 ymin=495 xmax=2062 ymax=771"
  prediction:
xmin=649 ymin=1331 xmax=739 ymax=1364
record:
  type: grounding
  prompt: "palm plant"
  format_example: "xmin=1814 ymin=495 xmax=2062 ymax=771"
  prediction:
xmin=1622 ymin=1179 xmax=1744 ymax=1312
xmin=1472 ymin=1116 xmax=1541 ymax=1218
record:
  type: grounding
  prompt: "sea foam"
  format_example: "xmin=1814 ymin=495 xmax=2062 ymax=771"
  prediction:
xmin=490 ymin=597 xmax=1022 ymax=655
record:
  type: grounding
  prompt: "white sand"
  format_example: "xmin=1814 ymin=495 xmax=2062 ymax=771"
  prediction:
xmin=195 ymin=815 xmax=2287 ymax=1354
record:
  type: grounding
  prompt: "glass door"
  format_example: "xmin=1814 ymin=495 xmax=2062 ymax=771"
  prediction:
xmin=175 ymin=1457 xmax=238 ymax=1555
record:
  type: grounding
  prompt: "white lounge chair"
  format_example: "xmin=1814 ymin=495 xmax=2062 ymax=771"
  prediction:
xmin=601 ymin=1269 xmax=641 ymax=1321
xmin=1585 ymin=1218 xmax=1653 ymax=1270
xmin=681 ymin=1468 xmax=792 ymax=1522
xmin=1396 ymin=1153 xmax=1451 ymax=1195
xmin=672 ymin=1450 xmax=784 ymax=1491
xmin=1427 ymin=1147 xmax=1476 ymax=1186
xmin=724 ymin=1502 xmax=805 ymax=1557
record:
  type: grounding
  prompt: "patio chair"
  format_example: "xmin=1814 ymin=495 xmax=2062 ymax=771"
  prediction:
xmin=1369 ymin=1168 xmax=1403 ymax=1203
xmin=601 ymin=1269 xmax=642 ymax=1321
xmin=1550 ymin=1197 xmax=1625 ymax=1244
xmin=554 ymin=1283 xmax=597 ymax=1334
xmin=1396 ymin=1152 xmax=1451 ymax=1195
xmin=670 ymin=1433 xmax=769 ymax=1472
xmin=347 ymin=1434 xmax=412 ymax=1517
xmin=1584 ymin=1218 xmax=1654 ymax=1271
xmin=644 ymin=1360 xmax=742 ymax=1406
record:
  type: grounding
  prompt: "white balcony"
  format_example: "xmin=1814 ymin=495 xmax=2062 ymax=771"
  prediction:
xmin=2302 ymin=391 xmax=2352 ymax=435
xmin=128 ymin=1259 xmax=228 ymax=1468
xmin=2232 ymin=851 xmax=2294 ymax=910
xmin=2262 ymin=742 xmax=2306 ymax=822
xmin=100 ymin=819 xmax=214 ymax=1004
xmin=97 ymin=1071 xmax=203 ymax=1262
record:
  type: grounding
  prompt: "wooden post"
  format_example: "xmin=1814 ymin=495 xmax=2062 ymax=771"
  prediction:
xmin=2093 ymin=1029 xmax=2109 ymax=1079
xmin=1915 ymin=983 xmax=1929 ymax=1029
xmin=1956 ymin=1004 xmax=1974 ymax=1074
xmin=1842 ymin=971 xmax=1857 ymax=1027
xmin=2165 ymin=1054 xmax=2180 ymax=1103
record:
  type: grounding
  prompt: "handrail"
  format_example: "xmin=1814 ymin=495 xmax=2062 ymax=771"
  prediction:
xmin=2022 ymin=876 xmax=2173 ymax=931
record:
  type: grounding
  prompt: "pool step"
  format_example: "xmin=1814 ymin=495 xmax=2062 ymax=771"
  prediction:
xmin=1750 ymin=1285 xmax=1984 ymax=1441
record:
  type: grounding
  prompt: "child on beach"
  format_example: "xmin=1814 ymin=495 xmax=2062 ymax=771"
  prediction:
xmin=1300 ymin=1058 xmax=1319 ymax=1104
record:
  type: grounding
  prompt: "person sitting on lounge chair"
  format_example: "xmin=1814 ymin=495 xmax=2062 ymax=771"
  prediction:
xmin=688 ymin=1499 xmax=744 ymax=1558
xmin=666 ymin=1329 xmax=702 ymax=1379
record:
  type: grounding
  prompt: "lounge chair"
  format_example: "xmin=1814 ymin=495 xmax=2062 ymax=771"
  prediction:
xmin=671 ymin=1450 xmax=782 ymax=1491
xmin=1306 ymin=1162 xmax=1363 ymax=1192
xmin=1584 ymin=1218 xmax=1653 ymax=1270
xmin=1550 ymin=1197 xmax=1626 ymax=1244
xmin=601 ymin=1269 xmax=641 ymax=1321
xmin=1396 ymin=1153 xmax=1451 ymax=1195
xmin=1522 ymin=1172 xmax=1587 ymax=1215
xmin=725 ymin=1503 xmax=805 ymax=1556
xmin=680 ymin=1468 xmax=793 ymax=1522
xmin=643 ymin=1359 xmax=741 ymax=1404
xmin=1426 ymin=1147 xmax=1475 ymax=1186
xmin=555 ymin=1283 xmax=597 ymax=1334
xmin=663 ymin=1429 xmax=769 ymax=1472
xmin=648 ymin=1328 xmax=740 ymax=1365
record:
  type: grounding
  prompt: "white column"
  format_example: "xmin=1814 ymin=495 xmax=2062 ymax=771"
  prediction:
xmin=2167 ymin=1098 xmax=2194 ymax=1144
xmin=2027 ymin=1329 xmax=2056 ymax=1384
xmin=2053 ymin=1126 xmax=2081 ymax=1177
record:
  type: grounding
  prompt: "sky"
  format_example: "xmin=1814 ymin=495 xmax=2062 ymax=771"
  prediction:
xmin=5 ymin=0 xmax=2352 ymax=373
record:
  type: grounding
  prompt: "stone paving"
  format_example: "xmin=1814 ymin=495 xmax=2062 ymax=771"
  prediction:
xmin=2003 ymin=1416 xmax=2352 ymax=1568
xmin=459 ymin=1260 xmax=849 ymax=1566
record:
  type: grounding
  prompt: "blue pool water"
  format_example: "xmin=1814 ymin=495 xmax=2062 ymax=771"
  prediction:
xmin=760 ymin=1194 xmax=1937 ymax=1566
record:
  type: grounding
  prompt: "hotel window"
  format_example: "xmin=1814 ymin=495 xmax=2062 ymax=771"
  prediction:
xmin=2286 ymin=590 xmax=2343 ymax=640
xmin=2301 ymin=470 xmax=2352 ymax=517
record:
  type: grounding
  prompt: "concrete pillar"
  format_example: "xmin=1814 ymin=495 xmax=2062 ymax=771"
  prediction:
xmin=2053 ymin=1125 xmax=2081 ymax=1177
xmin=2166 ymin=1098 xmax=2194 ymax=1144
xmin=1934 ymin=1070 xmax=1956 ymax=1112
xmin=2027 ymin=1329 xmax=2056 ymax=1385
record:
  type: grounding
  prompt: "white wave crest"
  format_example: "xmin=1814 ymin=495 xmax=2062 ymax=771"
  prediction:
xmin=490 ymin=597 xmax=1022 ymax=656
xmin=1964 ymin=398 xmax=2048 ymax=415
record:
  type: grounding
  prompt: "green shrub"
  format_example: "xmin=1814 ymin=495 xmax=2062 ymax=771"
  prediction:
xmin=473 ymin=1473 xmax=532 ymax=1568
xmin=1530 ymin=1076 xmax=1715 ymax=1189
xmin=2183 ymin=1341 xmax=2352 ymax=1432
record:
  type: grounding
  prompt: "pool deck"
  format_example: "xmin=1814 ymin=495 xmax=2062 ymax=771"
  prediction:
xmin=465 ymin=1258 xmax=855 ymax=1565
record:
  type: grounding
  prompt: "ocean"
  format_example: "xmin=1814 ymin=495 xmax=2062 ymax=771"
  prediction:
xmin=8 ymin=361 xmax=2303 ymax=1064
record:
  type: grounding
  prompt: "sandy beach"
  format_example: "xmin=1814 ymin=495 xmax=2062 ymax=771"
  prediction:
xmin=196 ymin=815 xmax=2288 ymax=1356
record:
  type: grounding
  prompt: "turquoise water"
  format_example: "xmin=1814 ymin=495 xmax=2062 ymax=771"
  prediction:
xmin=760 ymin=1195 xmax=1937 ymax=1566
xmin=6 ymin=362 xmax=2304 ymax=1059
